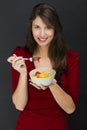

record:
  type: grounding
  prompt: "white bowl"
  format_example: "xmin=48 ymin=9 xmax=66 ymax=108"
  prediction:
xmin=29 ymin=67 xmax=56 ymax=86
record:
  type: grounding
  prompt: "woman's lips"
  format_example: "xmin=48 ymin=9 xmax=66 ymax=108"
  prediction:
xmin=38 ymin=38 xmax=48 ymax=42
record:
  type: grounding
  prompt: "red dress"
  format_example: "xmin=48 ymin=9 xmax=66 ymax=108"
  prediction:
xmin=11 ymin=46 xmax=80 ymax=130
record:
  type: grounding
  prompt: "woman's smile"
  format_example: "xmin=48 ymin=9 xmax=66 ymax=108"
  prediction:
xmin=38 ymin=37 xmax=48 ymax=43
xmin=32 ymin=16 xmax=54 ymax=46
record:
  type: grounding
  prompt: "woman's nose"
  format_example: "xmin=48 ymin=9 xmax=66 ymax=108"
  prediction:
xmin=39 ymin=29 xmax=46 ymax=37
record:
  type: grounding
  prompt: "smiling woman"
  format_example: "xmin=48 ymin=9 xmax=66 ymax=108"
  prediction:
xmin=7 ymin=2 xmax=80 ymax=130
xmin=32 ymin=16 xmax=55 ymax=46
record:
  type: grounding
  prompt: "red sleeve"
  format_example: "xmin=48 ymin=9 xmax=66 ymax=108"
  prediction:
xmin=11 ymin=46 xmax=25 ymax=93
xmin=66 ymin=50 xmax=80 ymax=106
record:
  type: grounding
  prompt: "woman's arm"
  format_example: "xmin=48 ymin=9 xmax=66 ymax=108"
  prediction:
xmin=12 ymin=72 xmax=28 ymax=111
xmin=7 ymin=54 xmax=28 ymax=111
xmin=49 ymin=50 xmax=80 ymax=114
xmin=49 ymin=81 xmax=75 ymax=114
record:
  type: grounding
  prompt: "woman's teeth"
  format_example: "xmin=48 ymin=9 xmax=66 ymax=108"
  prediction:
xmin=39 ymin=38 xmax=47 ymax=42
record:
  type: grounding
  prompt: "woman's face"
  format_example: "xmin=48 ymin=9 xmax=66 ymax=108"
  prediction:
xmin=32 ymin=16 xmax=54 ymax=47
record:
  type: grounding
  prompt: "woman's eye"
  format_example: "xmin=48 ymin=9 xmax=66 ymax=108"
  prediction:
xmin=46 ymin=26 xmax=50 ymax=29
xmin=46 ymin=26 xmax=53 ymax=29
xmin=34 ymin=26 xmax=40 ymax=29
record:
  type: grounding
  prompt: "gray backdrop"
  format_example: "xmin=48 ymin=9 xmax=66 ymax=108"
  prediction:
xmin=0 ymin=0 xmax=87 ymax=130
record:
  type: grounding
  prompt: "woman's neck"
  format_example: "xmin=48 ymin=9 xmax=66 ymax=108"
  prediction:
xmin=34 ymin=46 xmax=49 ymax=58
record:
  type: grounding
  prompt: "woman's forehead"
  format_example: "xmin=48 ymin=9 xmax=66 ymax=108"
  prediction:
xmin=32 ymin=16 xmax=54 ymax=28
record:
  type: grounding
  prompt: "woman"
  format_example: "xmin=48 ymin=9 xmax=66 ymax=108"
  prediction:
xmin=7 ymin=3 xmax=80 ymax=130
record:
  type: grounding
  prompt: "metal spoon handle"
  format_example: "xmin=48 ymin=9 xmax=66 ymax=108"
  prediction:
xmin=23 ymin=57 xmax=42 ymax=62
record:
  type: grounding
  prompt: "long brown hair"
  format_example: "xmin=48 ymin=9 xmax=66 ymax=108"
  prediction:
xmin=25 ymin=3 xmax=67 ymax=71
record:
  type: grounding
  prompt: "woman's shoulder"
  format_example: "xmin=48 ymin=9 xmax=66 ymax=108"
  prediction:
xmin=66 ymin=49 xmax=80 ymax=65
xmin=66 ymin=49 xmax=80 ymax=59
xmin=12 ymin=46 xmax=24 ymax=53
xmin=12 ymin=46 xmax=32 ymax=56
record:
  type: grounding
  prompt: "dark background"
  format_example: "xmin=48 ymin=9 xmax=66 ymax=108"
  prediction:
xmin=0 ymin=0 xmax=87 ymax=130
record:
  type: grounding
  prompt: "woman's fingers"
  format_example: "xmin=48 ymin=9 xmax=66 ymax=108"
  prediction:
xmin=52 ymin=79 xmax=57 ymax=84
xmin=30 ymin=82 xmax=41 ymax=89
xmin=7 ymin=54 xmax=27 ymax=73
xmin=12 ymin=59 xmax=24 ymax=69
xmin=12 ymin=57 xmax=24 ymax=67
xmin=39 ymin=84 xmax=47 ymax=90
xmin=7 ymin=54 xmax=17 ymax=63
xmin=29 ymin=79 xmax=47 ymax=90
xmin=7 ymin=56 xmax=14 ymax=63
xmin=7 ymin=54 xmax=23 ymax=65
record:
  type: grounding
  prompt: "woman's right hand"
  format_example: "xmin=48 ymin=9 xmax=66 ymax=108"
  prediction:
xmin=7 ymin=54 xmax=27 ymax=74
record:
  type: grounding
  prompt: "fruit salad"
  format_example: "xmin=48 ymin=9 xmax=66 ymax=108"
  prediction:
xmin=34 ymin=71 xmax=52 ymax=78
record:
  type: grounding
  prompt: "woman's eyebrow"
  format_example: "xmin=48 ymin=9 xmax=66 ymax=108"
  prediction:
xmin=32 ymin=24 xmax=40 ymax=26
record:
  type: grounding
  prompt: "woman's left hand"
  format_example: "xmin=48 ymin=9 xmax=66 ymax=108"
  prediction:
xmin=29 ymin=79 xmax=57 ymax=90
